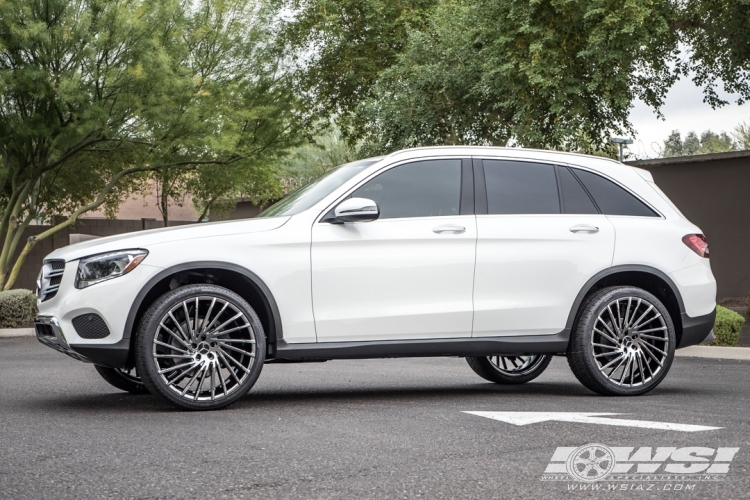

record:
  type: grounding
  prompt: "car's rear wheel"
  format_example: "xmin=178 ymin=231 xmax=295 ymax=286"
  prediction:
xmin=136 ymin=284 xmax=266 ymax=410
xmin=567 ymin=286 xmax=676 ymax=396
xmin=94 ymin=365 xmax=149 ymax=394
xmin=466 ymin=354 xmax=552 ymax=384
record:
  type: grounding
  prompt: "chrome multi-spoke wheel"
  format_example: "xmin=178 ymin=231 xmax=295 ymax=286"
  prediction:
xmin=94 ymin=365 xmax=149 ymax=394
xmin=488 ymin=355 xmax=548 ymax=377
xmin=567 ymin=286 xmax=675 ymax=396
xmin=592 ymin=296 xmax=669 ymax=388
xmin=136 ymin=285 xmax=265 ymax=410
xmin=467 ymin=354 xmax=552 ymax=384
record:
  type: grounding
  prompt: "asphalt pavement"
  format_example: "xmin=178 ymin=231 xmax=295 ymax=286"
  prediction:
xmin=2 ymin=336 xmax=749 ymax=499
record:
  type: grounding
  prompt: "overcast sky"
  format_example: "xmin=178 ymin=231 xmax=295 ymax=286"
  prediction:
xmin=626 ymin=77 xmax=749 ymax=160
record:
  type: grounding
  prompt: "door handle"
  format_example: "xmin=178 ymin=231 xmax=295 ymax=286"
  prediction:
xmin=433 ymin=225 xmax=466 ymax=234
xmin=569 ymin=224 xmax=599 ymax=234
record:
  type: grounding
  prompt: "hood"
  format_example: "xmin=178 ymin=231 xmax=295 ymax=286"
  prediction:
xmin=46 ymin=216 xmax=290 ymax=262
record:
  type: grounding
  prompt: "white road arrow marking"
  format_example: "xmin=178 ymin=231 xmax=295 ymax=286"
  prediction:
xmin=463 ymin=412 xmax=722 ymax=432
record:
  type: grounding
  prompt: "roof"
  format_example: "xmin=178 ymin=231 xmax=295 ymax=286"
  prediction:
xmin=626 ymin=150 xmax=750 ymax=168
xmin=384 ymin=145 xmax=621 ymax=167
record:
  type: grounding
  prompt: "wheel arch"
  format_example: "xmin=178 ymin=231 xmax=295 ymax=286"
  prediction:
xmin=124 ymin=262 xmax=282 ymax=365
xmin=565 ymin=265 xmax=685 ymax=348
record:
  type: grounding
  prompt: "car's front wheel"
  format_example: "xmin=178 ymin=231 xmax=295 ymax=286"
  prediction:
xmin=466 ymin=354 xmax=552 ymax=384
xmin=135 ymin=284 xmax=266 ymax=410
xmin=567 ymin=286 xmax=676 ymax=396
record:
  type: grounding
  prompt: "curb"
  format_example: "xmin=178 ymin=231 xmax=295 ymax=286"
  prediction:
xmin=676 ymin=345 xmax=750 ymax=361
xmin=0 ymin=328 xmax=35 ymax=338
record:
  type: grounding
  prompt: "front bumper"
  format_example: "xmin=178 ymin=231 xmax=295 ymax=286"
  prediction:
xmin=35 ymin=316 xmax=92 ymax=363
xmin=35 ymin=316 xmax=131 ymax=368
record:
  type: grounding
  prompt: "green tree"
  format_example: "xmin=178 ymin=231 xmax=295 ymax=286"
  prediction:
xmin=735 ymin=121 xmax=750 ymax=150
xmin=663 ymin=130 xmax=685 ymax=157
xmin=141 ymin=0 xmax=302 ymax=226
xmin=281 ymin=0 xmax=750 ymax=155
xmin=276 ymin=0 xmax=437 ymax=141
xmin=0 ymin=0 xmax=301 ymax=289
xmin=683 ymin=132 xmax=702 ymax=156
xmin=700 ymin=130 xmax=736 ymax=153
xmin=190 ymin=159 xmax=282 ymax=221
xmin=278 ymin=129 xmax=353 ymax=180
xmin=190 ymin=129 xmax=353 ymax=221
xmin=662 ymin=129 xmax=736 ymax=157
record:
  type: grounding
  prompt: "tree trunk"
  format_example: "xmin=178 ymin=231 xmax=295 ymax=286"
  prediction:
xmin=3 ymin=235 xmax=37 ymax=291
xmin=159 ymin=176 xmax=170 ymax=227
xmin=197 ymin=197 xmax=216 ymax=222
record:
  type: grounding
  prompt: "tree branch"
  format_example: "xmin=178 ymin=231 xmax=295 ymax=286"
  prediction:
xmin=197 ymin=196 xmax=217 ymax=222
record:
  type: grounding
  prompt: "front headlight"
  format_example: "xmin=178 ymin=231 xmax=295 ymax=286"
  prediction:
xmin=75 ymin=249 xmax=148 ymax=289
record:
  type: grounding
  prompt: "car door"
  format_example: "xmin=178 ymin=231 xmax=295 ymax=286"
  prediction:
xmin=472 ymin=159 xmax=616 ymax=337
xmin=311 ymin=158 xmax=476 ymax=342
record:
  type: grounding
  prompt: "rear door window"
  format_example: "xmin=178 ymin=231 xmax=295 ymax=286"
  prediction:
xmin=482 ymin=160 xmax=560 ymax=214
xmin=557 ymin=166 xmax=599 ymax=215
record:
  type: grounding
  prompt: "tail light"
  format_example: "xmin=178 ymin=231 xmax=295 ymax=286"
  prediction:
xmin=682 ymin=234 xmax=709 ymax=258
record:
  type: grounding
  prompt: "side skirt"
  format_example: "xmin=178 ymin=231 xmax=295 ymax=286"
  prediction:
xmin=275 ymin=331 xmax=570 ymax=361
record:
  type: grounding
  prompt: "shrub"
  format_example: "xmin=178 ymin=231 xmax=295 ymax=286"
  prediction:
xmin=704 ymin=305 xmax=744 ymax=346
xmin=0 ymin=289 xmax=37 ymax=328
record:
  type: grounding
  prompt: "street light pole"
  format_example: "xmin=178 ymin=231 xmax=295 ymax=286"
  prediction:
xmin=609 ymin=137 xmax=634 ymax=162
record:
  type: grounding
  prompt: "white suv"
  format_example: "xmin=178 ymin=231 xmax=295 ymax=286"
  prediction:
xmin=35 ymin=146 xmax=716 ymax=410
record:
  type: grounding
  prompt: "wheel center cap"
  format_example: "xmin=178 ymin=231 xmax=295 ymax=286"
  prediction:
xmin=197 ymin=342 xmax=210 ymax=355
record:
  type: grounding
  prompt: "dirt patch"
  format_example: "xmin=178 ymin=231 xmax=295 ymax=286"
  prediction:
xmin=718 ymin=297 xmax=748 ymax=308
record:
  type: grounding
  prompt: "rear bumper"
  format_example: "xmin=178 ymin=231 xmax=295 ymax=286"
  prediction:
xmin=677 ymin=309 xmax=717 ymax=348
xmin=36 ymin=316 xmax=130 ymax=368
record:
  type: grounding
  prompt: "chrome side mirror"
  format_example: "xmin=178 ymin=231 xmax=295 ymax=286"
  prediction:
xmin=334 ymin=197 xmax=380 ymax=223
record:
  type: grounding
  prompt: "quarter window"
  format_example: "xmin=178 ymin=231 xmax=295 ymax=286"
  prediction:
xmin=572 ymin=168 xmax=658 ymax=217
xmin=352 ymin=159 xmax=462 ymax=219
xmin=483 ymin=160 xmax=560 ymax=214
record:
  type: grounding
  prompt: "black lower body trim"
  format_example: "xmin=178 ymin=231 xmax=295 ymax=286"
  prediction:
xmin=275 ymin=331 xmax=570 ymax=361
xmin=70 ymin=337 xmax=131 ymax=368
xmin=677 ymin=309 xmax=716 ymax=348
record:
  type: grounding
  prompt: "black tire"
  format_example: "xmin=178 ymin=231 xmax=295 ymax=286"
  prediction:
xmin=136 ymin=284 xmax=266 ymax=410
xmin=567 ymin=286 xmax=676 ymax=396
xmin=466 ymin=354 xmax=553 ymax=384
xmin=94 ymin=365 xmax=149 ymax=394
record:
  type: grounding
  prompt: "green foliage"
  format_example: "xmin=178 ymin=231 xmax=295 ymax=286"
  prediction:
xmin=0 ymin=0 xmax=303 ymax=287
xmin=190 ymin=159 xmax=284 ymax=221
xmin=362 ymin=0 xmax=681 ymax=154
xmin=0 ymin=289 xmax=37 ymax=328
xmin=676 ymin=0 xmax=750 ymax=107
xmin=735 ymin=121 xmax=750 ymax=150
xmin=281 ymin=0 xmax=750 ymax=156
xmin=278 ymin=129 xmax=354 ymax=182
xmin=705 ymin=305 xmax=745 ymax=346
xmin=663 ymin=130 xmax=737 ymax=157
xmin=276 ymin=0 xmax=437 ymax=140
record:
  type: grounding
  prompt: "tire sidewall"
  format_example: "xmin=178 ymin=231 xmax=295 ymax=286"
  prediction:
xmin=136 ymin=284 xmax=266 ymax=410
xmin=94 ymin=365 xmax=149 ymax=394
xmin=574 ymin=287 xmax=676 ymax=396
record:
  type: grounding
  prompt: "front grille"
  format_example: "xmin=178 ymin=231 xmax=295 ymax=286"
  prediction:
xmin=72 ymin=313 xmax=110 ymax=339
xmin=36 ymin=259 xmax=65 ymax=302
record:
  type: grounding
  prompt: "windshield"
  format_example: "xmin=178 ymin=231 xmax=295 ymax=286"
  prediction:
xmin=258 ymin=158 xmax=382 ymax=217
